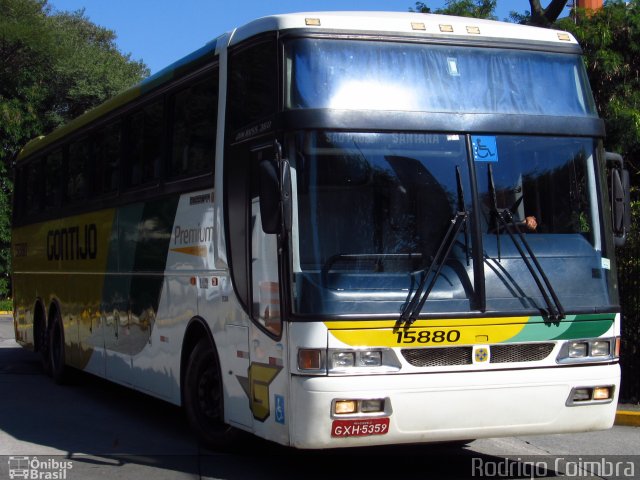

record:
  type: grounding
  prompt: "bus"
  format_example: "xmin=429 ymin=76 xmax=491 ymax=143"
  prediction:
xmin=11 ymin=11 xmax=631 ymax=449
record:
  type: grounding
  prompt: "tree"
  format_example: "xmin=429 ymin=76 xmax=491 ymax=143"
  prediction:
xmin=411 ymin=1 xmax=497 ymax=19
xmin=557 ymin=0 xmax=640 ymax=403
xmin=528 ymin=0 xmax=570 ymax=26
xmin=412 ymin=1 xmax=569 ymax=24
xmin=0 ymin=0 xmax=149 ymax=299
xmin=557 ymin=1 xmax=640 ymax=176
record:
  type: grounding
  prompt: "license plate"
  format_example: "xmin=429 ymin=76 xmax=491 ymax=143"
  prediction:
xmin=331 ymin=417 xmax=390 ymax=437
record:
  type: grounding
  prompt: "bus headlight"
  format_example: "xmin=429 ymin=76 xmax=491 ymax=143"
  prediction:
xmin=568 ymin=341 xmax=588 ymax=358
xmin=557 ymin=337 xmax=618 ymax=364
xmin=328 ymin=348 xmax=400 ymax=374
xmin=591 ymin=341 xmax=610 ymax=357
xmin=332 ymin=351 xmax=355 ymax=368
xmin=359 ymin=350 xmax=382 ymax=367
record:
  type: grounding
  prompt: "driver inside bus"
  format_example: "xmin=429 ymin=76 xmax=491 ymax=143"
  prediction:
xmin=521 ymin=215 xmax=538 ymax=232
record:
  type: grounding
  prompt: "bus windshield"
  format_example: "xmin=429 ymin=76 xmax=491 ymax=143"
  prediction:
xmin=286 ymin=38 xmax=597 ymax=116
xmin=289 ymin=131 xmax=612 ymax=317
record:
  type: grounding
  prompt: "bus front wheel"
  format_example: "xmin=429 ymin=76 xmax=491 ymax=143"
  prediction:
xmin=183 ymin=338 xmax=240 ymax=450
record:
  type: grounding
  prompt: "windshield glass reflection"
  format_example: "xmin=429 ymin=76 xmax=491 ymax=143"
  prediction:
xmin=290 ymin=131 xmax=474 ymax=315
xmin=288 ymin=132 xmax=612 ymax=317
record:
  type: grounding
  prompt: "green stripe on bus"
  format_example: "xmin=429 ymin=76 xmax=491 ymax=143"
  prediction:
xmin=506 ymin=314 xmax=615 ymax=343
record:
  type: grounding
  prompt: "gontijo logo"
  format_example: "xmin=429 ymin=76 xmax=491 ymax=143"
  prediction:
xmin=8 ymin=456 xmax=73 ymax=479
xmin=46 ymin=224 xmax=97 ymax=261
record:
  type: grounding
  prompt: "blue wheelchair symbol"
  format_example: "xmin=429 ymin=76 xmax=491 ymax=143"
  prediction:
xmin=275 ymin=395 xmax=285 ymax=425
xmin=472 ymin=136 xmax=499 ymax=163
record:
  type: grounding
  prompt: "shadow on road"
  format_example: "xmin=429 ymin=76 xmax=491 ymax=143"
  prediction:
xmin=0 ymin=334 xmax=569 ymax=479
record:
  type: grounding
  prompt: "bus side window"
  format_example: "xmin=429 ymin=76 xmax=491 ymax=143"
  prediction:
xmin=169 ymin=70 xmax=218 ymax=179
xmin=126 ymin=100 xmax=164 ymax=188
xmin=227 ymin=38 xmax=278 ymax=133
xmin=25 ymin=159 xmax=43 ymax=217
xmin=44 ymin=149 xmax=64 ymax=210
xmin=94 ymin=122 xmax=121 ymax=194
xmin=67 ymin=139 xmax=90 ymax=202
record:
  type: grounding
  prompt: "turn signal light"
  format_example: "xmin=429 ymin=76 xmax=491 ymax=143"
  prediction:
xmin=298 ymin=349 xmax=322 ymax=370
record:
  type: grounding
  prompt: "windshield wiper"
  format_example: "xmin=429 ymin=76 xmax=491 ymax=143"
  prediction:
xmin=399 ymin=167 xmax=469 ymax=326
xmin=487 ymin=165 xmax=565 ymax=321
xmin=398 ymin=212 xmax=468 ymax=326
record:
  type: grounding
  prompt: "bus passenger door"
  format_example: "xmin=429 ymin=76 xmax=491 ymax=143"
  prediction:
xmin=250 ymin=145 xmax=282 ymax=338
xmin=248 ymin=145 xmax=288 ymax=444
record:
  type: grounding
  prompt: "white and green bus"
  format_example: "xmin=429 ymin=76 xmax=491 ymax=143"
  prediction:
xmin=12 ymin=11 xmax=631 ymax=449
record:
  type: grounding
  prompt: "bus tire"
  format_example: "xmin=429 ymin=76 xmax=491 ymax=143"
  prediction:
xmin=183 ymin=337 xmax=239 ymax=451
xmin=35 ymin=313 xmax=51 ymax=376
xmin=49 ymin=311 xmax=68 ymax=385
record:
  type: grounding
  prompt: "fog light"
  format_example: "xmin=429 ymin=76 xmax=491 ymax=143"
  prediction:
xmin=332 ymin=352 xmax=355 ymax=368
xmin=593 ymin=386 xmax=612 ymax=401
xmin=572 ymin=388 xmax=592 ymax=402
xmin=591 ymin=341 xmax=610 ymax=357
xmin=359 ymin=351 xmax=382 ymax=367
xmin=335 ymin=400 xmax=358 ymax=414
xmin=360 ymin=399 xmax=385 ymax=413
xmin=298 ymin=349 xmax=322 ymax=370
xmin=568 ymin=342 xmax=588 ymax=358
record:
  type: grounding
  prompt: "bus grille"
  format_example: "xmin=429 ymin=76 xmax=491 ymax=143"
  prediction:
xmin=401 ymin=347 xmax=472 ymax=367
xmin=490 ymin=343 xmax=555 ymax=363
xmin=401 ymin=343 xmax=555 ymax=367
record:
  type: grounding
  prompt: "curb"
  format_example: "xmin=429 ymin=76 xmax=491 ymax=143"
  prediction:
xmin=615 ymin=410 xmax=640 ymax=427
xmin=0 ymin=311 xmax=12 ymax=315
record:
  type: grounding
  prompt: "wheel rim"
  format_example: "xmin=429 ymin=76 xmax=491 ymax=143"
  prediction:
xmin=196 ymin=361 xmax=223 ymax=424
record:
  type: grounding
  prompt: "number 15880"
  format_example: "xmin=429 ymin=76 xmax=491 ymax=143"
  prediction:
xmin=395 ymin=329 xmax=461 ymax=344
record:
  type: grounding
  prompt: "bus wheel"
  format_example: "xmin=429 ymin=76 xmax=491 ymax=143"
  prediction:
xmin=184 ymin=338 xmax=239 ymax=450
xmin=35 ymin=316 xmax=51 ymax=376
xmin=49 ymin=312 xmax=67 ymax=384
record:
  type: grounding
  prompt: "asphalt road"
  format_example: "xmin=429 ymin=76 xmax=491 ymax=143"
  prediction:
xmin=0 ymin=315 xmax=638 ymax=480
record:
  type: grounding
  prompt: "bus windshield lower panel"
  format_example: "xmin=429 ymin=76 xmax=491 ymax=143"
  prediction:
xmin=288 ymin=131 xmax=616 ymax=317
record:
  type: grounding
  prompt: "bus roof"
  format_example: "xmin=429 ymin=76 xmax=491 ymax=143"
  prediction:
xmin=230 ymin=11 xmax=578 ymax=47
xmin=17 ymin=11 xmax=579 ymax=162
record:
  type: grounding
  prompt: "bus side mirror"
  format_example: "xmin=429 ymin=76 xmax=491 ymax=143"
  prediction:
xmin=606 ymin=152 xmax=631 ymax=247
xmin=258 ymin=158 xmax=292 ymax=235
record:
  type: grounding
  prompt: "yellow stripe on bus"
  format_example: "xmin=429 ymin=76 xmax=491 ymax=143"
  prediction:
xmin=324 ymin=317 xmax=530 ymax=330
xmin=325 ymin=318 xmax=531 ymax=348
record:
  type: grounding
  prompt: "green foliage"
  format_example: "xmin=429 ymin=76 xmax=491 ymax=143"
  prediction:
xmin=557 ymin=1 xmax=640 ymax=177
xmin=411 ymin=1 xmax=497 ymax=19
xmin=0 ymin=298 xmax=11 ymax=311
xmin=556 ymin=0 xmax=640 ymax=404
xmin=0 ymin=0 xmax=149 ymax=299
xmin=616 ymin=189 xmax=640 ymax=403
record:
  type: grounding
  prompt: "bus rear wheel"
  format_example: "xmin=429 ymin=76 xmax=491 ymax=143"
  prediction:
xmin=35 ymin=316 xmax=51 ymax=376
xmin=184 ymin=338 xmax=240 ymax=450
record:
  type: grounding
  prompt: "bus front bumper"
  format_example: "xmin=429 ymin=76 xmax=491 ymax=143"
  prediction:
xmin=288 ymin=363 xmax=619 ymax=449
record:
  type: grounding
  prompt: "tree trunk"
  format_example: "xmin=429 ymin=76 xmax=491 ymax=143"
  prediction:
xmin=529 ymin=0 xmax=569 ymax=27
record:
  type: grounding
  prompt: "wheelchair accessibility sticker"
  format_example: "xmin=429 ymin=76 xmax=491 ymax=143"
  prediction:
xmin=275 ymin=394 xmax=285 ymax=425
xmin=472 ymin=136 xmax=499 ymax=162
